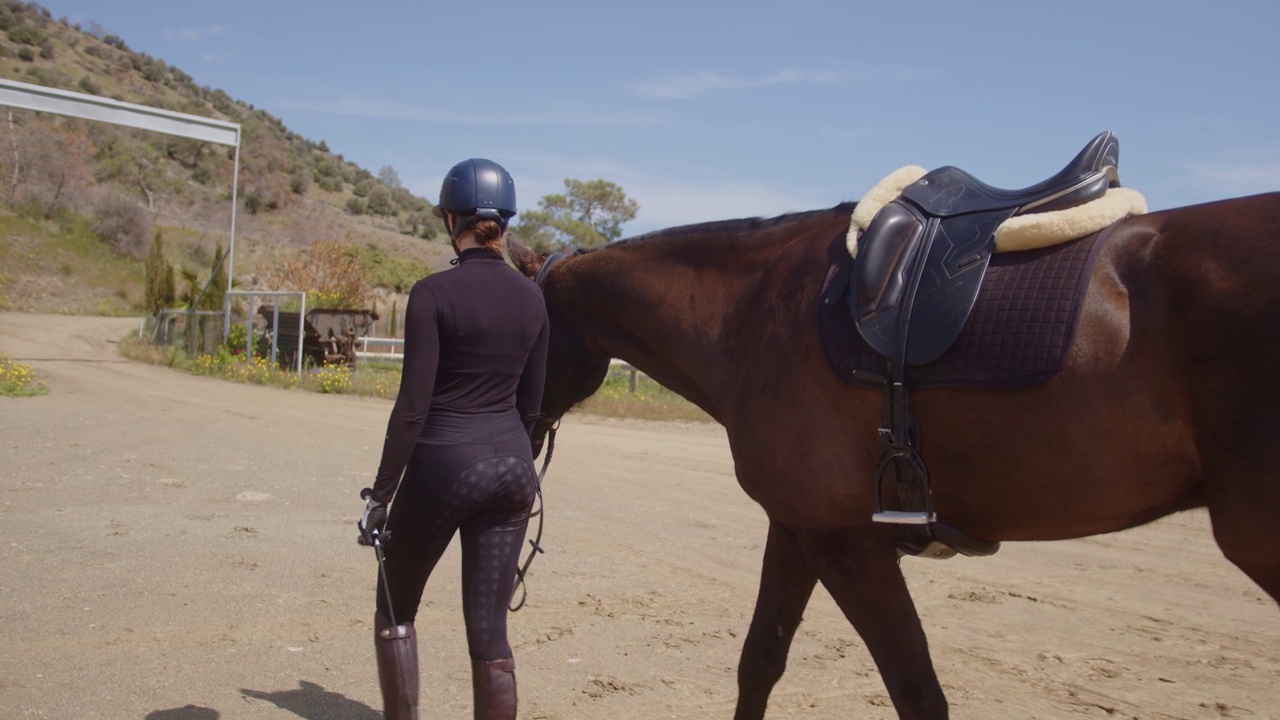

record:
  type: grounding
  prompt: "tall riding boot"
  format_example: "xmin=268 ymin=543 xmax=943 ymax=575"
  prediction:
xmin=471 ymin=656 xmax=517 ymax=720
xmin=374 ymin=613 xmax=419 ymax=720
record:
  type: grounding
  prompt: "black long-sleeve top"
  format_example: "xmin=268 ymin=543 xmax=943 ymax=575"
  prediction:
xmin=372 ymin=247 xmax=549 ymax=503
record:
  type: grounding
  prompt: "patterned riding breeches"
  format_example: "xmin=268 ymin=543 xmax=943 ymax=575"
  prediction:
xmin=377 ymin=409 xmax=537 ymax=661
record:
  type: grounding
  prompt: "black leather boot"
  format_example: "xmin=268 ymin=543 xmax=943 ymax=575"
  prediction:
xmin=375 ymin=613 xmax=419 ymax=720
xmin=471 ymin=656 xmax=517 ymax=720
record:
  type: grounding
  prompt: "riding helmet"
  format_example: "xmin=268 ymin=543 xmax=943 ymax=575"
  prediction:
xmin=433 ymin=158 xmax=517 ymax=231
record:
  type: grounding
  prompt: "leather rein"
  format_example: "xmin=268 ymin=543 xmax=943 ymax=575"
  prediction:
xmin=508 ymin=251 xmax=568 ymax=611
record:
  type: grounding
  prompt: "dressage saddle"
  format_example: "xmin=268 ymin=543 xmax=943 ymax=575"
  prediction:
xmin=853 ymin=131 xmax=1120 ymax=366
xmin=833 ymin=132 xmax=1121 ymax=553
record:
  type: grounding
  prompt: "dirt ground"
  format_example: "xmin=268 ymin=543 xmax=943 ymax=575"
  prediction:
xmin=1 ymin=313 xmax=1277 ymax=720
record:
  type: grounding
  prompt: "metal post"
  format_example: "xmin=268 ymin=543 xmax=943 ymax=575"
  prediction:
xmin=297 ymin=293 xmax=306 ymax=378
xmin=226 ymin=139 xmax=240 ymax=304
xmin=221 ymin=137 xmax=241 ymax=345
xmin=245 ymin=293 xmax=254 ymax=359
xmin=270 ymin=303 xmax=280 ymax=366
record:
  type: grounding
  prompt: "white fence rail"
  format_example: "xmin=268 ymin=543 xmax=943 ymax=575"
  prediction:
xmin=356 ymin=337 xmax=644 ymax=390
xmin=356 ymin=336 xmax=404 ymax=363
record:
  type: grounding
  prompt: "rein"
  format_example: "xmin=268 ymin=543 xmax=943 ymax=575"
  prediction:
xmin=508 ymin=250 xmax=569 ymax=612
xmin=508 ymin=418 xmax=557 ymax=611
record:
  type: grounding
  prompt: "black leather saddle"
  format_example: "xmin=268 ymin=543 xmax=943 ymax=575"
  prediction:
xmin=853 ymin=131 xmax=1119 ymax=366
xmin=826 ymin=131 xmax=1121 ymax=549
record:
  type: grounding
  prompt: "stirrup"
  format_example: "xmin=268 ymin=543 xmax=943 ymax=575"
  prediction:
xmin=872 ymin=510 xmax=936 ymax=525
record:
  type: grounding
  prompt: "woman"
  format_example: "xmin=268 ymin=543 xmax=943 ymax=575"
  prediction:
xmin=358 ymin=158 xmax=549 ymax=719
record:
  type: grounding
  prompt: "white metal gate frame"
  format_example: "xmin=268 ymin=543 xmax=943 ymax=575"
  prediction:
xmin=227 ymin=290 xmax=307 ymax=377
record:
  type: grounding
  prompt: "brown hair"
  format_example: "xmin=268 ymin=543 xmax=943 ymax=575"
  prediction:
xmin=469 ymin=218 xmax=506 ymax=257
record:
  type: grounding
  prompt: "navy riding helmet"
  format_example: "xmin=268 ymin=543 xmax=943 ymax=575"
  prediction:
xmin=433 ymin=158 xmax=517 ymax=239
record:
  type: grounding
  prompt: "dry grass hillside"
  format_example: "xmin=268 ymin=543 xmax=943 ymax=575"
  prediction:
xmin=0 ymin=1 xmax=454 ymax=317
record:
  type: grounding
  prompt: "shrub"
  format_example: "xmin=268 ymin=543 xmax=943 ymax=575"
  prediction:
xmin=363 ymin=244 xmax=425 ymax=293
xmin=92 ymin=193 xmax=152 ymax=257
xmin=38 ymin=40 xmax=51 ymax=59
xmin=263 ymin=238 xmax=372 ymax=309
xmin=0 ymin=353 xmax=46 ymax=397
xmin=289 ymin=167 xmax=312 ymax=195
xmin=352 ymin=178 xmax=374 ymax=198
xmin=345 ymin=196 xmax=366 ymax=215
xmin=225 ymin=322 xmax=270 ymax=359
xmin=77 ymin=75 xmax=100 ymax=94
xmin=366 ymin=185 xmax=395 ymax=216
xmin=16 ymin=46 xmax=33 ymax=62
xmin=7 ymin=24 xmax=46 ymax=46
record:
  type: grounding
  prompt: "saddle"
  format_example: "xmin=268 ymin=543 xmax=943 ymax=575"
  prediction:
xmin=828 ymin=132 xmax=1124 ymax=559
xmin=853 ymin=131 xmax=1119 ymax=366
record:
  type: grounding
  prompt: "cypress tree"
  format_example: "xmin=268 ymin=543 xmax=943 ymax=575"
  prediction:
xmin=144 ymin=229 xmax=167 ymax=316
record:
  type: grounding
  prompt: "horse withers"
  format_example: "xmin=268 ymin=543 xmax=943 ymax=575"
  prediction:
xmin=508 ymin=188 xmax=1280 ymax=719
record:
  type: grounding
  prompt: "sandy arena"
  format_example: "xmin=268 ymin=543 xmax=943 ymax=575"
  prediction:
xmin=1 ymin=313 xmax=1277 ymax=719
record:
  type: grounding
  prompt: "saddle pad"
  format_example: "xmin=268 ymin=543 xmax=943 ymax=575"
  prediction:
xmin=820 ymin=224 xmax=1115 ymax=390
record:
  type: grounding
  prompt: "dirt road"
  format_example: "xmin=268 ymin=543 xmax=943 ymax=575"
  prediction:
xmin=1 ymin=313 xmax=1276 ymax=719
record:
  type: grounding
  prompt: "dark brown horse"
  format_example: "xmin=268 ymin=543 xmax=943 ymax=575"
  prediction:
xmin=507 ymin=191 xmax=1280 ymax=719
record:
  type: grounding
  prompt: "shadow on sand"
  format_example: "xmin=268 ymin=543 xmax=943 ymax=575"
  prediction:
xmin=146 ymin=681 xmax=380 ymax=720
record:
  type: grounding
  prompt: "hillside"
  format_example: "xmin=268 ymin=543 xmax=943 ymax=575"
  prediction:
xmin=0 ymin=1 xmax=454 ymax=316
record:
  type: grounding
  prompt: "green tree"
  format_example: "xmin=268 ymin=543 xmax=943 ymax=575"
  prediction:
xmin=96 ymin=139 xmax=168 ymax=210
xmin=515 ymin=178 xmax=639 ymax=250
xmin=195 ymin=244 xmax=228 ymax=311
xmin=144 ymin=229 xmax=175 ymax=315
xmin=163 ymin=264 xmax=176 ymax=312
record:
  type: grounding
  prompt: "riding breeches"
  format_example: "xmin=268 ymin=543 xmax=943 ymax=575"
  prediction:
xmin=377 ymin=409 xmax=537 ymax=661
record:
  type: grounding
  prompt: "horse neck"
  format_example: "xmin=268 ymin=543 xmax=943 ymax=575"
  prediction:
xmin=549 ymin=207 xmax=852 ymax=418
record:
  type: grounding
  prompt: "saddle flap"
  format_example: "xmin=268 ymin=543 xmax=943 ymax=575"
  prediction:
xmin=853 ymin=202 xmax=1002 ymax=367
xmin=901 ymin=210 xmax=1002 ymax=365
xmin=851 ymin=201 xmax=927 ymax=359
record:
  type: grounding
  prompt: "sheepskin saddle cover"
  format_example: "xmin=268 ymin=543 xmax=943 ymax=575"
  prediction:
xmin=846 ymin=165 xmax=1147 ymax=258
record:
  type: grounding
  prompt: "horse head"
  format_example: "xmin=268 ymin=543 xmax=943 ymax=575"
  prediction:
xmin=508 ymin=239 xmax=611 ymax=457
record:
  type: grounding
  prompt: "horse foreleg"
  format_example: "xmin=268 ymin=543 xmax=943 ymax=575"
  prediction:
xmin=799 ymin=527 xmax=948 ymax=720
xmin=733 ymin=520 xmax=817 ymax=720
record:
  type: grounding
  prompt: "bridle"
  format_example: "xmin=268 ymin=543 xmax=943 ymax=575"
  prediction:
xmin=508 ymin=251 xmax=568 ymax=611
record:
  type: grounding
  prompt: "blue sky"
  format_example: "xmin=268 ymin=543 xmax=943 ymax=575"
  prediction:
xmin=45 ymin=0 xmax=1280 ymax=235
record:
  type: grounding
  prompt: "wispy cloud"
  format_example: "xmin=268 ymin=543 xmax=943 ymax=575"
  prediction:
xmin=162 ymin=24 xmax=230 ymax=42
xmin=634 ymin=65 xmax=933 ymax=100
xmin=635 ymin=69 xmax=839 ymax=100
xmin=201 ymin=49 xmax=239 ymax=64
xmin=274 ymin=98 xmax=675 ymax=129
xmin=1187 ymin=161 xmax=1280 ymax=197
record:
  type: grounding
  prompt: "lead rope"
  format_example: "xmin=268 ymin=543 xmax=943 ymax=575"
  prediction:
xmin=508 ymin=419 xmax=558 ymax=611
xmin=508 ymin=252 xmax=569 ymax=612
